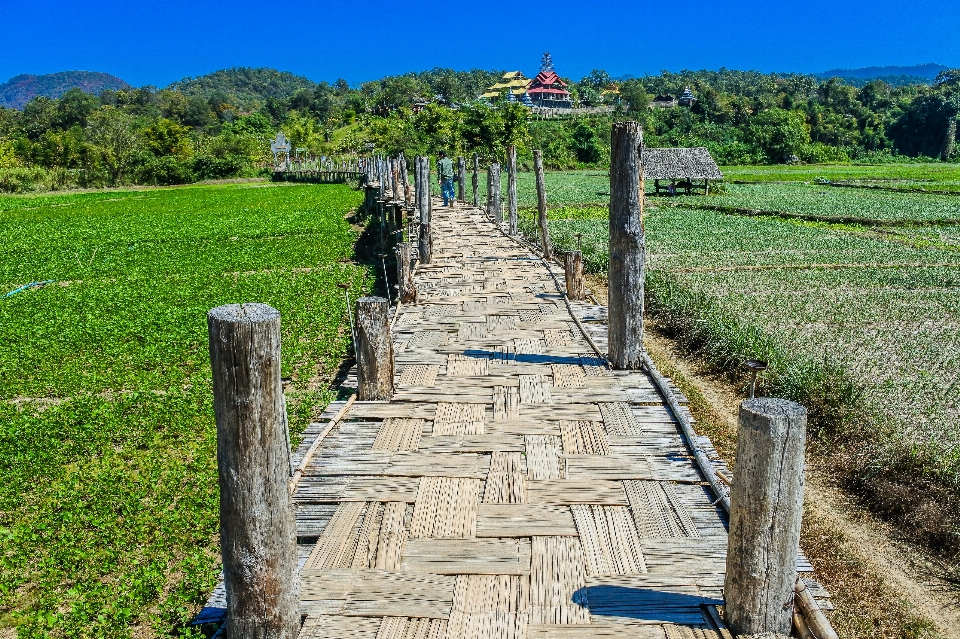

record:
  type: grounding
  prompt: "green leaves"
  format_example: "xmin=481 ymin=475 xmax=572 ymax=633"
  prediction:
xmin=0 ymin=182 xmax=370 ymax=637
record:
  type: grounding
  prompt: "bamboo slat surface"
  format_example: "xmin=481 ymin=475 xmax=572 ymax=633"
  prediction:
xmin=199 ymin=199 xmax=829 ymax=636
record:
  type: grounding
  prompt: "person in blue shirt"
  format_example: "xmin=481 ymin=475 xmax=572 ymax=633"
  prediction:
xmin=437 ymin=151 xmax=456 ymax=207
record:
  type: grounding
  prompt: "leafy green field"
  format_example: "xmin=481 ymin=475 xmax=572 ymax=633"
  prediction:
xmin=521 ymin=170 xmax=960 ymax=556
xmin=722 ymin=163 xmax=960 ymax=185
xmin=677 ymin=182 xmax=960 ymax=223
xmin=0 ymin=183 xmax=368 ymax=636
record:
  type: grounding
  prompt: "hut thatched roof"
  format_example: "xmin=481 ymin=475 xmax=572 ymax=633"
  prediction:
xmin=643 ymin=147 xmax=723 ymax=180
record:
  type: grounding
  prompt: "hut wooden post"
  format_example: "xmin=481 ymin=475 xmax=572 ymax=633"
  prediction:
xmin=396 ymin=241 xmax=417 ymax=304
xmin=401 ymin=155 xmax=411 ymax=208
xmin=533 ymin=150 xmax=552 ymax=259
xmin=507 ymin=145 xmax=518 ymax=235
xmin=355 ymin=297 xmax=395 ymax=401
xmin=725 ymin=398 xmax=807 ymax=636
xmin=486 ymin=163 xmax=501 ymax=222
xmin=417 ymin=156 xmax=432 ymax=264
xmin=607 ymin=121 xmax=645 ymax=370
xmin=564 ymin=251 xmax=585 ymax=300
xmin=457 ymin=156 xmax=466 ymax=202
xmin=472 ymin=154 xmax=480 ymax=208
xmin=207 ymin=303 xmax=300 ymax=639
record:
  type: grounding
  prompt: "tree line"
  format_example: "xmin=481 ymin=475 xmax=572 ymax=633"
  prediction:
xmin=0 ymin=66 xmax=957 ymax=192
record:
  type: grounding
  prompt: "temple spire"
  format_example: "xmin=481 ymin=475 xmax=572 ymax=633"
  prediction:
xmin=540 ymin=52 xmax=555 ymax=73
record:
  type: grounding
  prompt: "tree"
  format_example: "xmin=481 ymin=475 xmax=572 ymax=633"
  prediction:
xmin=747 ymin=108 xmax=811 ymax=163
xmin=142 ymin=118 xmax=193 ymax=157
xmin=570 ymin=121 xmax=602 ymax=164
xmin=86 ymin=106 xmax=141 ymax=185
xmin=889 ymin=70 xmax=960 ymax=159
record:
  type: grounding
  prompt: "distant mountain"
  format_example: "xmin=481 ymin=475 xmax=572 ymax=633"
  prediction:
xmin=0 ymin=71 xmax=130 ymax=109
xmin=817 ymin=63 xmax=948 ymax=81
xmin=168 ymin=67 xmax=316 ymax=110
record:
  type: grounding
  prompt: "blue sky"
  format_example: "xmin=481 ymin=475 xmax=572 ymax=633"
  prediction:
xmin=1 ymin=0 xmax=958 ymax=87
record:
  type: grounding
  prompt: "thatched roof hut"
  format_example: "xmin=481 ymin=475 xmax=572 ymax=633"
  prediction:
xmin=643 ymin=147 xmax=723 ymax=194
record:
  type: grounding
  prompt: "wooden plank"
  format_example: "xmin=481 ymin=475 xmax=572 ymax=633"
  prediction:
xmin=483 ymin=451 xmax=527 ymax=504
xmin=295 ymin=477 xmax=421 ymax=503
xmin=527 ymin=624 xmax=667 ymax=638
xmin=530 ymin=536 xmax=589 ymax=625
xmin=571 ymin=505 xmax=647 ymax=576
xmin=564 ymin=454 xmax=653 ymax=480
xmin=526 ymin=435 xmax=564 ymax=480
xmin=298 ymin=614 xmax=383 ymax=639
xmin=410 ymin=477 xmax=481 ymax=539
xmin=476 ymin=504 xmax=578 ymax=537
xmin=373 ymin=418 xmax=425 ymax=452
xmin=402 ymin=539 xmax=531 ymax=575
xmin=307 ymin=451 xmax=490 ymax=479
xmin=526 ymin=480 xmax=628 ymax=506
xmin=560 ymin=421 xmax=610 ymax=455
xmin=418 ymin=434 xmax=525 ymax=453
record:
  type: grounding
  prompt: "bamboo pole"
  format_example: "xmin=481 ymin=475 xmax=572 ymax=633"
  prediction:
xmin=533 ymin=150 xmax=552 ymax=259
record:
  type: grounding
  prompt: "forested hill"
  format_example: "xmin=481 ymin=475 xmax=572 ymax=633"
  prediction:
xmin=817 ymin=63 xmax=949 ymax=87
xmin=0 ymin=71 xmax=129 ymax=109
xmin=167 ymin=67 xmax=317 ymax=111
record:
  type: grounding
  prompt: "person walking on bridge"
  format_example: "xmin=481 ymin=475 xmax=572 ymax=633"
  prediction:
xmin=437 ymin=151 xmax=455 ymax=207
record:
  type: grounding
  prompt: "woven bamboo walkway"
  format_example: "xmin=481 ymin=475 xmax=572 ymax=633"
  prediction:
xmin=198 ymin=198 xmax=829 ymax=635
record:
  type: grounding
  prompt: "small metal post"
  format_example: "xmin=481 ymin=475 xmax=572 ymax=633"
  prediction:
xmin=744 ymin=359 xmax=768 ymax=399
xmin=339 ymin=283 xmax=359 ymax=363
xmin=379 ymin=253 xmax=392 ymax=305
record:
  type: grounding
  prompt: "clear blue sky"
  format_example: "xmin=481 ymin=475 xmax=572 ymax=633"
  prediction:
xmin=2 ymin=0 xmax=959 ymax=87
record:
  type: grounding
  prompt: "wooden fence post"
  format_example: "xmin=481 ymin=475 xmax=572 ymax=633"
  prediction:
xmin=472 ymin=154 xmax=479 ymax=208
xmin=396 ymin=241 xmax=417 ymax=304
xmin=507 ymin=145 xmax=518 ymax=235
xmin=401 ymin=154 xmax=411 ymax=208
xmin=564 ymin=250 xmax=585 ymax=300
xmin=725 ymin=398 xmax=807 ymax=636
xmin=355 ymin=297 xmax=395 ymax=401
xmin=457 ymin=156 xmax=466 ymax=202
xmin=488 ymin=163 xmax=502 ymax=222
xmin=607 ymin=121 xmax=645 ymax=369
xmin=533 ymin=150 xmax=552 ymax=259
xmin=417 ymin=156 xmax=432 ymax=264
xmin=207 ymin=303 xmax=300 ymax=639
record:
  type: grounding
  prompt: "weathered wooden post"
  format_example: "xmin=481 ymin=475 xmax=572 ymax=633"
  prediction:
xmin=417 ymin=156 xmax=432 ymax=264
xmin=607 ymin=121 xmax=644 ymax=370
xmin=457 ymin=156 xmax=466 ymax=202
xmin=533 ymin=150 xmax=552 ymax=259
xmin=487 ymin=163 xmax=502 ymax=222
xmin=725 ymin=398 xmax=807 ymax=636
xmin=207 ymin=303 xmax=300 ymax=639
xmin=472 ymin=153 xmax=479 ymax=207
xmin=355 ymin=297 xmax=395 ymax=401
xmin=564 ymin=251 xmax=585 ymax=300
xmin=396 ymin=242 xmax=417 ymax=304
xmin=507 ymin=145 xmax=518 ymax=235
xmin=401 ymin=154 xmax=411 ymax=208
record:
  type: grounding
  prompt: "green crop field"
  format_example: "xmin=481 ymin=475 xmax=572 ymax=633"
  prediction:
xmin=677 ymin=182 xmax=960 ymax=223
xmin=520 ymin=168 xmax=960 ymax=557
xmin=0 ymin=183 xmax=369 ymax=637
xmin=721 ymin=163 xmax=960 ymax=185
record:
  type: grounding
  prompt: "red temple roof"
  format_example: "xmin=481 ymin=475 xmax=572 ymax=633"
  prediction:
xmin=532 ymin=70 xmax=567 ymax=88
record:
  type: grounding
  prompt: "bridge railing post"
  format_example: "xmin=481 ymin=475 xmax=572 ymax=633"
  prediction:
xmin=207 ymin=303 xmax=300 ymax=639
xmin=564 ymin=250 xmax=585 ymax=300
xmin=396 ymin=241 xmax=417 ymax=304
xmin=417 ymin=156 xmax=432 ymax=264
xmin=472 ymin=154 xmax=479 ymax=208
xmin=457 ymin=156 xmax=466 ymax=203
xmin=533 ymin=150 xmax=552 ymax=259
xmin=725 ymin=398 xmax=807 ymax=636
xmin=487 ymin=162 xmax=502 ymax=223
xmin=355 ymin=297 xmax=395 ymax=401
xmin=607 ymin=122 xmax=645 ymax=370
xmin=507 ymin=145 xmax=518 ymax=235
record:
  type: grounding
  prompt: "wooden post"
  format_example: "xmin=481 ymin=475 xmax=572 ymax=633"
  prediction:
xmin=533 ymin=150 xmax=552 ymax=259
xmin=207 ymin=303 xmax=299 ymax=639
xmin=355 ymin=297 xmax=395 ymax=401
xmin=725 ymin=398 xmax=807 ymax=636
xmin=507 ymin=145 xmax=518 ymax=235
xmin=401 ymin=155 xmax=411 ymax=207
xmin=607 ymin=122 xmax=644 ymax=370
xmin=396 ymin=241 xmax=417 ymax=304
xmin=564 ymin=250 xmax=585 ymax=300
xmin=472 ymin=153 xmax=479 ymax=207
xmin=417 ymin=156 xmax=432 ymax=264
xmin=457 ymin=156 xmax=466 ymax=202
xmin=488 ymin=163 xmax=502 ymax=222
